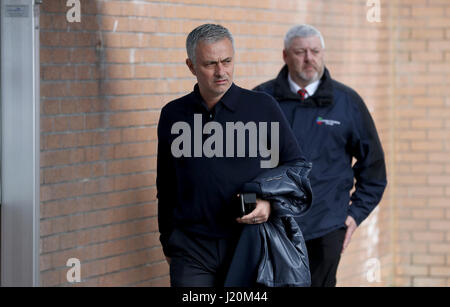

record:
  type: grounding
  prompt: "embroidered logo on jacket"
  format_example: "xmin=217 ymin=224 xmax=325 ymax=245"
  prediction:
xmin=316 ymin=117 xmax=341 ymax=126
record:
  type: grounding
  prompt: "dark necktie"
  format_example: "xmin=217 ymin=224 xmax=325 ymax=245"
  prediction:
xmin=298 ymin=88 xmax=308 ymax=101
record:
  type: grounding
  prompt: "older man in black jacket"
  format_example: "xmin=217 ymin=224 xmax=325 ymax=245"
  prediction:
xmin=254 ymin=24 xmax=387 ymax=287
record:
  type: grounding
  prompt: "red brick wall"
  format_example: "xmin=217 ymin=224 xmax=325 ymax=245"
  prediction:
xmin=39 ymin=0 xmax=449 ymax=287
xmin=40 ymin=0 xmax=165 ymax=286
xmin=393 ymin=0 xmax=450 ymax=287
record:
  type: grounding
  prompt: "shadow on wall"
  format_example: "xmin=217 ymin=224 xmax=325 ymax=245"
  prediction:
xmin=40 ymin=0 xmax=167 ymax=287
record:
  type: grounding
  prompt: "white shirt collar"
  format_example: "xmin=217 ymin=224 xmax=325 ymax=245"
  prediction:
xmin=287 ymin=73 xmax=320 ymax=99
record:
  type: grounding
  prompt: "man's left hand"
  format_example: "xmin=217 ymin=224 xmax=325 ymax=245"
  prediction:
xmin=342 ymin=215 xmax=357 ymax=253
xmin=236 ymin=199 xmax=271 ymax=224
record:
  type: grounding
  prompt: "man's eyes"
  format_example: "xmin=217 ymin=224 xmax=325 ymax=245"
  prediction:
xmin=205 ymin=60 xmax=232 ymax=66
xmin=294 ymin=49 xmax=320 ymax=55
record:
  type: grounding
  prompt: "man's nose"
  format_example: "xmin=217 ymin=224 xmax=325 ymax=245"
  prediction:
xmin=304 ymin=50 xmax=312 ymax=62
xmin=215 ymin=63 xmax=225 ymax=76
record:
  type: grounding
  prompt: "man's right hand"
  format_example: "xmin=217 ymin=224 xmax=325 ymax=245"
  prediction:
xmin=236 ymin=198 xmax=271 ymax=224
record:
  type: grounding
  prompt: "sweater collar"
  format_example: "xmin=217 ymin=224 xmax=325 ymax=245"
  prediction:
xmin=193 ymin=83 xmax=239 ymax=112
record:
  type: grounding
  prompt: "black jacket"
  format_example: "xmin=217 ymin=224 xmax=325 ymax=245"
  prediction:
xmin=224 ymin=161 xmax=313 ymax=287
xmin=254 ymin=66 xmax=387 ymax=240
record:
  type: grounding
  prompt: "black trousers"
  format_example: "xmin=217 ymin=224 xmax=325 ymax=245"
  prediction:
xmin=305 ymin=227 xmax=347 ymax=287
xmin=168 ymin=228 xmax=239 ymax=287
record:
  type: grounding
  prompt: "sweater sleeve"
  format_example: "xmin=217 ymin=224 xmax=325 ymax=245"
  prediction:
xmin=156 ymin=106 xmax=178 ymax=256
xmin=347 ymin=93 xmax=387 ymax=225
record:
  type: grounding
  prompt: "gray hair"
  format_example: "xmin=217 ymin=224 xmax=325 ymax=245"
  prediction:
xmin=186 ymin=24 xmax=234 ymax=65
xmin=284 ymin=24 xmax=325 ymax=50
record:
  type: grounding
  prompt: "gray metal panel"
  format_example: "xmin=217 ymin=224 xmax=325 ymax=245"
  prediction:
xmin=1 ymin=0 xmax=40 ymax=286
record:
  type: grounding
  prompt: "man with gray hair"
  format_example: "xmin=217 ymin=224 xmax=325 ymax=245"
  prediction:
xmin=254 ymin=24 xmax=387 ymax=287
xmin=157 ymin=24 xmax=306 ymax=286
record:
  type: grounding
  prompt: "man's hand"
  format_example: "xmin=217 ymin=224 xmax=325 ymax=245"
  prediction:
xmin=236 ymin=199 xmax=271 ymax=224
xmin=342 ymin=215 xmax=357 ymax=253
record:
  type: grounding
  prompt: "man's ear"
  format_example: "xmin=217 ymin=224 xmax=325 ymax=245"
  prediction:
xmin=282 ymin=49 xmax=288 ymax=64
xmin=186 ymin=58 xmax=196 ymax=76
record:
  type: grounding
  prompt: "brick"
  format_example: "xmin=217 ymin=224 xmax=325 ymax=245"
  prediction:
xmin=121 ymin=127 xmax=157 ymax=143
xmin=109 ymin=95 xmax=172 ymax=111
xmin=396 ymin=265 xmax=428 ymax=276
xmin=393 ymin=277 xmax=412 ymax=287
xmin=428 ymin=18 xmax=450 ymax=27
xmin=428 ymin=130 xmax=450 ymax=139
xmin=113 ymin=142 xmax=157 ymax=159
xmin=398 ymin=197 xmax=427 ymax=208
xmin=53 ymin=116 xmax=85 ymax=132
xmin=396 ymin=220 xmax=428 ymax=231
xmin=430 ymin=221 xmax=450 ymax=231
xmin=43 ymin=164 xmax=96 ymax=184
xmin=430 ymin=244 xmax=450 ymax=253
xmin=60 ymin=98 xmax=106 ymax=114
xmin=41 ymin=82 xmax=70 ymax=98
xmin=428 ymin=198 xmax=450 ymax=208
xmin=136 ymin=276 xmax=170 ymax=287
xmin=395 ymin=109 xmax=428 ymax=119
xmin=412 ymin=231 xmax=445 ymax=241
xmin=106 ymin=158 xmax=154 ymax=175
xmin=42 ymin=100 xmax=61 ymax=115
xmin=410 ymin=163 xmax=444 ymax=174
xmin=109 ymin=111 xmax=160 ymax=127
xmin=395 ymin=119 xmax=410 ymax=128
xmin=409 ymin=187 xmax=444 ymax=197
xmin=395 ymin=142 xmax=410 ymax=152
xmin=85 ymin=115 xmax=107 ymax=130
xmin=428 ymin=40 xmax=450 ymax=50
xmin=396 ymin=175 xmax=427 ymax=185
xmin=411 ymin=119 xmax=443 ymax=129
xmin=428 ymin=63 xmax=450 ymax=73
xmin=411 ymin=209 xmax=445 ymax=219
xmin=410 ymin=74 xmax=446 ymax=85
xmin=412 ymin=254 xmax=446 ymax=265
xmin=411 ymin=29 xmax=445 ymax=39
xmin=429 ymin=176 xmax=450 ymax=185
xmin=413 ymin=278 xmax=447 ymax=287
xmin=397 ymin=41 xmax=427 ymax=51
xmin=70 ymin=49 xmax=96 ymax=63
xmin=396 ymin=164 xmax=411 ymax=173
xmin=411 ymin=141 xmax=443 ymax=151
xmin=396 ymin=241 xmax=428 ymax=254
xmin=428 ymin=109 xmax=450 ymax=118
xmin=395 ymin=153 xmax=427 ymax=163
xmin=411 ymin=7 xmax=445 ymax=17
xmin=429 ymin=153 xmax=450 ymax=162
xmin=430 ymin=266 xmax=450 ymax=277
xmin=410 ymin=52 xmax=443 ymax=62
xmin=412 ymin=97 xmax=444 ymax=107
xmin=40 ymin=182 xmax=84 ymax=202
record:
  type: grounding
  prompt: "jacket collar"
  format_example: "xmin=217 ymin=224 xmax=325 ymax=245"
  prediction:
xmin=273 ymin=65 xmax=334 ymax=107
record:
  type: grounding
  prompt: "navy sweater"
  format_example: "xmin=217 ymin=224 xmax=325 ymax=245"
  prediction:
xmin=157 ymin=83 xmax=305 ymax=255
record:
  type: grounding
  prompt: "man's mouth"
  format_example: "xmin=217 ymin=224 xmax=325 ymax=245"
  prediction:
xmin=215 ymin=79 xmax=228 ymax=84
